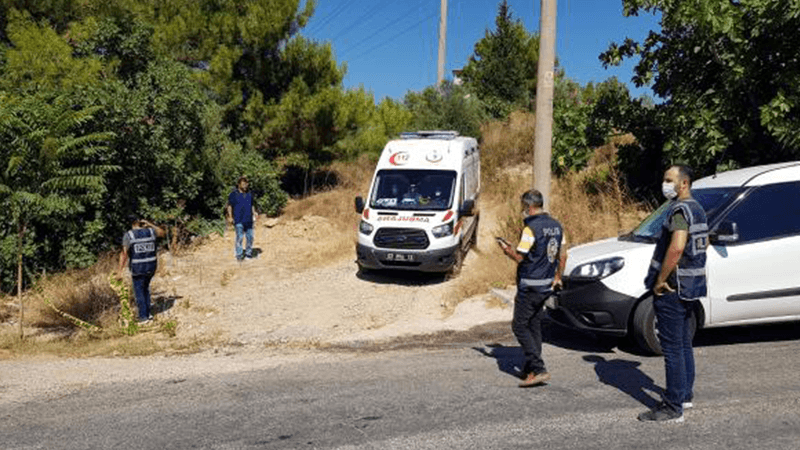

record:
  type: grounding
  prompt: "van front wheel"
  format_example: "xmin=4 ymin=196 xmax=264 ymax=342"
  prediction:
xmin=632 ymin=297 xmax=661 ymax=355
xmin=447 ymin=246 xmax=464 ymax=279
xmin=631 ymin=296 xmax=698 ymax=356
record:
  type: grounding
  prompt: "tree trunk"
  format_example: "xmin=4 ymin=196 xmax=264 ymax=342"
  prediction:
xmin=17 ymin=221 xmax=25 ymax=340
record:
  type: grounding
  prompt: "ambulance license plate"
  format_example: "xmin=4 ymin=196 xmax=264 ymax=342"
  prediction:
xmin=387 ymin=253 xmax=413 ymax=262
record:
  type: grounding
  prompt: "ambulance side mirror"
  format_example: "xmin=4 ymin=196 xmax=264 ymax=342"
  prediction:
xmin=459 ymin=199 xmax=475 ymax=217
xmin=355 ymin=196 xmax=365 ymax=214
xmin=711 ymin=220 xmax=739 ymax=244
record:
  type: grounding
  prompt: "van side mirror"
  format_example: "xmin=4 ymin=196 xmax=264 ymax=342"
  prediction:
xmin=355 ymin=196 xmax=365 ymax=214
xmin=711 ymin=221 xmax=739 ymax=244
xmin=459 ymin=199 xmax=475 ymax=217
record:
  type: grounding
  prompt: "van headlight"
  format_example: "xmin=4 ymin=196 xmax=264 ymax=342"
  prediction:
xmin=432 ymin=221 xmax=454 ymax=238
xmin=570 ymin=257 xmax=625 ymax=280
xmin=359 ymin=220 xmax=374 ymax=235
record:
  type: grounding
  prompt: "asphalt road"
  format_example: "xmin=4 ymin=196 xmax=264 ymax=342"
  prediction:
xmin=2 ymin=321 xmax=799 ymax=450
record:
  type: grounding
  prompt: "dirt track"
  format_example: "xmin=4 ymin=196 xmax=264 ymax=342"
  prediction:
xmin=154 ymin=210 xmax=512 ymax=349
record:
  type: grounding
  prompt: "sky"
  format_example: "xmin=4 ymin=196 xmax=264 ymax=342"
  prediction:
xmin=300 ymin=0 xmax=662 ymax=102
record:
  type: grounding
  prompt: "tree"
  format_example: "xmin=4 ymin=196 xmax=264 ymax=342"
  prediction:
xmin=460 ymin=0 xmax=540 ymax=118
xmin=404 ymin=82 xmax=487 ymax=139
xmin=0 ymin=93 xmax=116 ymax=338
xmin=601 ymin=0 xmax=800 ymax=180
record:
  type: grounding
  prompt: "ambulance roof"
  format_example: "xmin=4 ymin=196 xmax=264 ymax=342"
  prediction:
xmin=377 ymin=131 xmax=478 ymax=172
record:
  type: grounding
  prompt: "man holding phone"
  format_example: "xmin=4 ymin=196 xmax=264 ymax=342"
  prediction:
xmin=497 ymin=190 xmax=567 ymax=387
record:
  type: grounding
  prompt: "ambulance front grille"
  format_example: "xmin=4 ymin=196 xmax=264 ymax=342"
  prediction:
xmin=373 ymin=228 xmax=429 ymax=250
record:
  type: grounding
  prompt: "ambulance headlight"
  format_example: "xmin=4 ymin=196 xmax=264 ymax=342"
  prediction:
xmin=359 ymin=220 xmax=374 ymax=235
xmin=570 ymin=257 xmax=625 ymax=281
xmin=432 ymin=221 xmax=454 ymax=238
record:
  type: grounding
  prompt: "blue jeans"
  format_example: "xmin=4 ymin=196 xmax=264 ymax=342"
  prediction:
xmin=132 ymin=273 xmax=154 ymax=320
xmin=235 ymin=223 xmax=253 ymax=259
xmin=653 ymin=291 xmax=695 ymax=412
xmin=512 ymin=287 xmax=547 ymax=375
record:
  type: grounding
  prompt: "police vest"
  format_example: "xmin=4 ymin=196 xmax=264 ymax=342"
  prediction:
xmin=517 ymin=214 xmax=564 ymax=295
xmin=128 ymin=228 xmax=157 ymax=276
xmin=644 ymin=198 xmax=708 ymax=300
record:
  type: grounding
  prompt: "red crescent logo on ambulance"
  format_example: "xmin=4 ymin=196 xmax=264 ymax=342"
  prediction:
xmin=389 ymin=151 xmax=410 ymax=166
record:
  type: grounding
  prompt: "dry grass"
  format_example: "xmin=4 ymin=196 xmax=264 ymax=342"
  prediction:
xmin=26 ymin=253 xmax=120 ymax=331
xmin=282 ymin=154 xmax=376 ymax=268
xmin=480 ymin=110 xmax=536 ymax=180
xmin=1 ymin=121 xmax=651 ymax=355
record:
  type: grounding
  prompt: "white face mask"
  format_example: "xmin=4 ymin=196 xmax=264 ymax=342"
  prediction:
xmin=662 ymin=181 xmax=678 ymax=200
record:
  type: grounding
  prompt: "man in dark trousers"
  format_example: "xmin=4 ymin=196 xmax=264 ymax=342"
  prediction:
xmin=638 ymin=164 xmax=708 ymax=423
xmin=226 ymin=175 xmax=258 ymax=261
xmin=118 ymin=216 xmax=166 ymax=323
xmin=498 ymin=189 xmax=567 ymax=387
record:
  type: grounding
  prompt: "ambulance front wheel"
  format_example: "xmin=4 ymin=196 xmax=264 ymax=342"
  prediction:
xmin=447 ymin=246 xmax=464 ymax=279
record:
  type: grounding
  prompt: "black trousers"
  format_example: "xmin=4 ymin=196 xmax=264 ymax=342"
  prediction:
xmin=512 ymin=287 xmax=547 ymax=375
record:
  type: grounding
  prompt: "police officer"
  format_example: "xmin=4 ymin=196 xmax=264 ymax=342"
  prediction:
xmin=118 ymin=216 xmax=166 ymax=323
xmin=638 ymin=165 xmax=708 ymax=423
xmin=498 ymin=190 xmax=567 ymax=387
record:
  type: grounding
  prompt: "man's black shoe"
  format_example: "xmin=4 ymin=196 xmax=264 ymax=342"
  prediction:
xmin=637 ymin=402 xmax=684 ymax=423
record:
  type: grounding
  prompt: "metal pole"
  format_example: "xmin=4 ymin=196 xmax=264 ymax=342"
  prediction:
xmin=533 ymin=0 xmax=557 ymax=209
xmin=437 ymin=0 xmax=448 ymax=86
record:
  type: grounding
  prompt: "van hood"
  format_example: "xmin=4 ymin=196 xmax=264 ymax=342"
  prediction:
xmin=565 ymin=237 xmax=654 ymax=274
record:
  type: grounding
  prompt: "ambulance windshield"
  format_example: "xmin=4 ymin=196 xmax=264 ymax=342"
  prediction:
xmin=370 ymin=169 xmax=456 ymax=211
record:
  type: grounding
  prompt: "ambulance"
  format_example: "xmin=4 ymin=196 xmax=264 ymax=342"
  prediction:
xmin=354 ymin=131 xmax=480 ymax=275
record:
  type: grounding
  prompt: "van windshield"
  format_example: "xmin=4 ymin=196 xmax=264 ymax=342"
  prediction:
xmin=369 ymin=169 xmax=456 ymax=211
xmin=624 ymin=187 xmax=741 ymax=242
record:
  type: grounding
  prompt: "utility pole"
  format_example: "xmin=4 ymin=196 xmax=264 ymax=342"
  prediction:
xmin=437 ymin=0 xmax=448 ymax=86
xmin=533 ymin=0 xmax=557 ymax=209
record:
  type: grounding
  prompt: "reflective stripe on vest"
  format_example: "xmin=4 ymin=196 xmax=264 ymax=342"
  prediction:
xmin=520 ymin=278 xmax=554 ymax=288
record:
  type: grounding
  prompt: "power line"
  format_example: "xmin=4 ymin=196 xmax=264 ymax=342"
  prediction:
xmin=329 ymin=2 xmax=396 ymax=42
xmin=337 ymin=0 xmax=431 ymax=58
xmin=306 ymin=0 xmax=359 ymax=35
xmin=346 ymin=11 xmax=439 ymax=62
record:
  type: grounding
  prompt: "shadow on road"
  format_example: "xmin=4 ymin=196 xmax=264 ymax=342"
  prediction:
xmin=473 ymin=344 xmax=525 ymax=379
xmin=355 ymin=265 xmax=447 ymax=286
xmin=694 ymin=321 xmax=800 ymax=348
xmin=473 ymin=320 xmax=619 ymax=380
xmin=583 ymin=355 xmax=662 ymax=408
xmin=542 ymin=320 xmax=619 ymax=353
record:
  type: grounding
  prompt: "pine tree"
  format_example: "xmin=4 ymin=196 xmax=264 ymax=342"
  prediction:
xmin=460 ymin=0 xmax=540 ymax=118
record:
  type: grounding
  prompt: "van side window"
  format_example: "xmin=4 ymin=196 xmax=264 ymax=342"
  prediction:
xmin=722 ymin=181 xmax=800 ymax=243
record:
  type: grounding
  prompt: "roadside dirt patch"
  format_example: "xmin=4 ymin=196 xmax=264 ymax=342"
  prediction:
xmin=150 ymin=205 xmax=514 ymax=350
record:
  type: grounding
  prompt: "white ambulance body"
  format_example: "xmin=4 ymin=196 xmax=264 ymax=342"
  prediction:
xmin=354 ymin=131 xmax=480 ymax=274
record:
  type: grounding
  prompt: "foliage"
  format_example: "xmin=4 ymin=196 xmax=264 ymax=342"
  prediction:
xmin=601 ymin=0 xmax=800 ymax=188
xmin=404 ymin=82 xmax=487 ymax=139
xmin=459 ymin=0 xmax=540 ymax=118
xmin=334 ymin=96 xmax=414 ymax=158
xmin=0 ymin=93 xmax=117 ymax=295
xmin=0 ymin=8 xmax=104 ymax=93
xmin=551 ymin=77 xmax=593 ymax=174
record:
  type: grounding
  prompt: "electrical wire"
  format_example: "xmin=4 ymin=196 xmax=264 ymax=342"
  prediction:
xmin=329 ymin=1 xmax=397 ymax=42
xmin=345 ymin=11 xmax=439 ymax=62
xmin=306 ymin=0 xmax=360 ymax=35
xmin=337 ymin=0 xmax=431 ymax=58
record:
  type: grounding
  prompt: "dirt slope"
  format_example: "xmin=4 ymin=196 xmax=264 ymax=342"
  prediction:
xmin=154 ymin=208 xmax=512 ymax=349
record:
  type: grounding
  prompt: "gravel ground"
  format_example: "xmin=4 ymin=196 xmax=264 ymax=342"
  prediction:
xmin=0 ymin=210 xmax=514 ymax=406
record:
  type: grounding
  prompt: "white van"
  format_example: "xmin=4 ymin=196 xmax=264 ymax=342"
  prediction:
xmin=354 ymin=131 xmax=480 ymax=275
xmin=549 ymin=161 xmax=800 ymax=354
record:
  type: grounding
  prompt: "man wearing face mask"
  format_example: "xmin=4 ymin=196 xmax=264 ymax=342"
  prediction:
xmin=497 ymin=189 xmax=567 ymax=387
xmin=639 ymin=165 xmax=708 ymax=423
